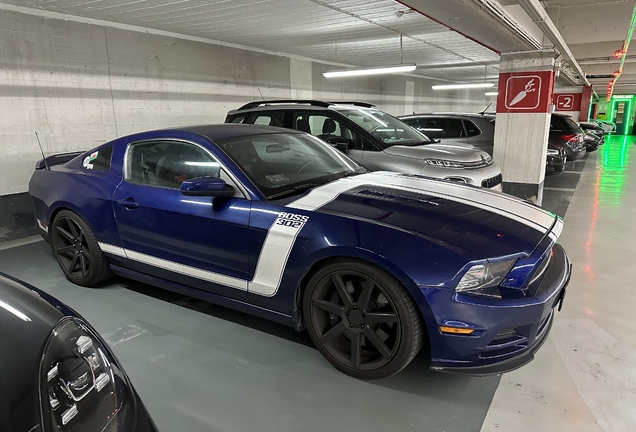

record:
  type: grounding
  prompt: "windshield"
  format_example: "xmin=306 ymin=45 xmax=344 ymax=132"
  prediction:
xmin=332 ymin=107 xmax=433 ymax=147
xmin=216 ymin=133 xmax=366 ymax=200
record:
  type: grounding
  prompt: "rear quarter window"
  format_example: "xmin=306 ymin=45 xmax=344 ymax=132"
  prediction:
xmin=82 ymin=147 xmax=112 ymax=172
xmin=464 ymin=120 xmax=481 ymax=137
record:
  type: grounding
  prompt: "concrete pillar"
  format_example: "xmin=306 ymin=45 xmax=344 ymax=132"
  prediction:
xmin=580 ymin=86 xmax=593 ymax=122
xmin=493 ymin=55 xmax=556 ymax=204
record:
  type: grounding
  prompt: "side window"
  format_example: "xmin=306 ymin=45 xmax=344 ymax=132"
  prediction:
xmin=228 ymin=115 xmax=246 ymax=124
xmin=126 ymin=141 xmax=221 ymax=189
xmin=252 ymin=111 xmax=285 ymax=127
xmin=293 ymin=113 xmax=364 ymax=149
xmin=439 ymin=118 xmax=464 ymax=138
xmin=82 ymin=147 xmax=112 ymax=172
xmin=463 ymin=120 xmax=481 ymax=137
xmin=293 ymin=114 xmax=342 ymax=137
xmin=420 ymin=118 xmax=443 ymax=139
xmin=401 ymin=118 xmax=422 ymax=129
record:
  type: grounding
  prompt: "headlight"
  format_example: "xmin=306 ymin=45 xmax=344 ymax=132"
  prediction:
xmin=547 ymin=149 xmax=560 ymax=156
xmin=456 ymin=259 xmax=516 ymax=295
xmin=40 ymin=318 xmax=135 ymax=431
xmin=424 ymin=158 xmax=464 ymax=168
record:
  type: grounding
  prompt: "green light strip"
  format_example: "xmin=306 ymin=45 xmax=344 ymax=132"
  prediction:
xmin=609 ymin=2 xmax=636 ymax=99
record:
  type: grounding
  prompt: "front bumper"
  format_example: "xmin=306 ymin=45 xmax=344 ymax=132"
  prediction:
xmin=565 ymin=147 xmax=586 ymax=160
xmin=419 ymin=162 xmax=502 ymax=189
xmin=426 ymin=243 xmax=571 ymax=375
xmin=546 ymin=153 xmax=566 ymax=172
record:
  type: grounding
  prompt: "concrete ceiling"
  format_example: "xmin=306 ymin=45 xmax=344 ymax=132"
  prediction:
xmin=544 ymin=0 xmax=636 ymax=94
xmin=4 ymin=0 xmax=635 ymax=94
xmin=0 ymin=0 xmax=501 ymax=83
xmin=403 ymin=0 xmax=636 ymax=94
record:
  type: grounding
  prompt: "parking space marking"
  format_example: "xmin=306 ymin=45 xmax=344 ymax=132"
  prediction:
xmin=102 ymin=324 xmax=148 ymax=347
xmin=543 ymin=187 xmax=576 ymax=192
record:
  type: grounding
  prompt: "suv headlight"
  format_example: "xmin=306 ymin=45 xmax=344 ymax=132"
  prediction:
xmin=424 ymin=158 xmax=464 ymax=168
xmin=40 ymin=318 xmax=135 ymax=430
xmin=456 ymin=259 xmax=516 ymax=295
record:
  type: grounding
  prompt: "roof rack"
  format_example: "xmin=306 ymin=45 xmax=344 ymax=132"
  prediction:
xmin=236 ymin=100 xmax=376 ymax=110
xmin=236 ymin=100 xmax=331 ymax=110
xmin=328 ymin=101 xmax=376 ymax=108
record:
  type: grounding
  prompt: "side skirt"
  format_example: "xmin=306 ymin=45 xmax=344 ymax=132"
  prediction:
xmin=110 ymin=264 xmax=297 ymax=329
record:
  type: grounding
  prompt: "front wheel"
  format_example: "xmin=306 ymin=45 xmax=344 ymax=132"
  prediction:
xmin=50 ymin=210 xmax=112 ymax=287
xmin=303 ymin=260 xmax=423 ymax=379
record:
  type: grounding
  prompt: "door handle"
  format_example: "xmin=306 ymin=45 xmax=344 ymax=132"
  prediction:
xmin=116 ymin=198 xmax=139 ymax=209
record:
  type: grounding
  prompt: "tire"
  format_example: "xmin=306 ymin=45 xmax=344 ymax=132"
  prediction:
xmin=50 ymin=210 xmax=112 ymax=287
xmin=303 ymin=260 xmax=423 ymax=379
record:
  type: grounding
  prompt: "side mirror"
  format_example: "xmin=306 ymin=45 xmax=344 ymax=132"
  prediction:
xmin=180 ymin=176 xmax=235 ymax=197
xmin=326 ymin=136 xmax=352 ymax=153
xmin=435 ymin=139 xmax=442 ymax=143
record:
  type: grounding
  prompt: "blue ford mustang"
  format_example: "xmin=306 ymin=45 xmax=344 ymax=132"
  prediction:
xmin=29 ymin=124 xmax=570 ymax=379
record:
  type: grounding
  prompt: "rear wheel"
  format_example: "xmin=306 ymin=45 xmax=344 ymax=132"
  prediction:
xmin=303 ymin=260 xmax=423 ymax=379
xmin=50 ymin=210 xmax=112 ymax=287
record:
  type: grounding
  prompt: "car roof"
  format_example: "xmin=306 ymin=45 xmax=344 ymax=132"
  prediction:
xmin=168 ymin=124 xmax=302 ymax=140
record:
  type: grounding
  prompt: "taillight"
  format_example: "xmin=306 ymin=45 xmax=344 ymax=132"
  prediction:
xmin=560 ymin=134 xmax=577 ymax=141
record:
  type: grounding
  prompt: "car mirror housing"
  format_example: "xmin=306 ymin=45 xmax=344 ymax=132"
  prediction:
xmin=180 ymin=176 xmax=235 ymax=197
xmin=326 ymin=137 xmax=352 ymax=153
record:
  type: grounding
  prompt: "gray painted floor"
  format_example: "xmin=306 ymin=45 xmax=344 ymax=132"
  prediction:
xmin=0 ymin=241 xmax=499 ymax=432
xmin=542 ymin=153 xmax=590 ymax=218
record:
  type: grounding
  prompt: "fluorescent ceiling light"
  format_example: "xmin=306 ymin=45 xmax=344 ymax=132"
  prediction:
xmin=485 ymin=92 xmax=499 ymax=96
xmin=323 ymin=63 xmax=416 ymax=78
xmin=432 ymin=83 xmax=495 ymax=90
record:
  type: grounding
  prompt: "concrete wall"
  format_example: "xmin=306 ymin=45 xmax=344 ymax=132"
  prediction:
xmin=0 ymin=8 xmax=495 ymax=197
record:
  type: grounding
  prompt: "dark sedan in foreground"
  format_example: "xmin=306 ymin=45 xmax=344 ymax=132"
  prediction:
xmin=29 ymin=124 xmax=570 ymax=379
xmin=0 ymin=273 xmax=157 ymax=432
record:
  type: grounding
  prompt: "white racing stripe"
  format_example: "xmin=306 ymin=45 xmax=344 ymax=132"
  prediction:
xmin=249 ymin=212 xmax=308 ymax=296
xmin=126 ymin=250 xmax=248 ymax=290
xmin=98 ymin=242 xmax=127 ymax=257
xmin=98 ymin=172 xmax=561 ymax=297
xmin=358 ymin=172 xmax=557 ymax=231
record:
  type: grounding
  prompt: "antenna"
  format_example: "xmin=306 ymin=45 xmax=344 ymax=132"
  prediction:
xmin=257 ymin=88 xmax=265 ymax=101
xmin=35 ymin=131 xmax=50 ymax=170
xmin=479 ymin=102 xmax=493 ymax=115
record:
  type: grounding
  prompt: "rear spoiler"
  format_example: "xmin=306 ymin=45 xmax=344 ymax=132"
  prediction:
xmin=35 ymin=151 xmax=85 ymax=170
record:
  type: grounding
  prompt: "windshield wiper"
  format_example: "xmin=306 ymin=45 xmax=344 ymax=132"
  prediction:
xmin=267 ymin=183 xmax=319 ymax=200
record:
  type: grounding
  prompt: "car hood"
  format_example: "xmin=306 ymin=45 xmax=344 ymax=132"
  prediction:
xmin=0 ymin=274 xmax=65 ymax=432
xmin=288 ymin=172 xmax=561 ymax=258
xmin=383 ymin=143 xmax=490 ymax=163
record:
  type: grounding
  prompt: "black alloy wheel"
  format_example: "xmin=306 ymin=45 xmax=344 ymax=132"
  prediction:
xmin=304 ymin=261 xmax=423 ymax=379
xmin=51 ymin=210 xmax=112 ymax=287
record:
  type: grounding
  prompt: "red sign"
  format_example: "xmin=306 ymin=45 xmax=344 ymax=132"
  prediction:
xmin=553 ymin=93 xmax=582 ymax=112
xmin=496 ymin=71 xmax=555 ymax=114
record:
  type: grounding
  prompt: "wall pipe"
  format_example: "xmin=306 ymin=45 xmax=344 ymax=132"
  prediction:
xmin=517 ymin=0 xmax=591 ymax=87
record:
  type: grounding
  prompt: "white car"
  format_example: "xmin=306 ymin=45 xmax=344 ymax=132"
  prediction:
xmin=595 ymin=120 xmax=616 ymax=133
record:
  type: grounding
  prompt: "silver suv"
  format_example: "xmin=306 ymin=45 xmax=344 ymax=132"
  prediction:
xmin=225 ymin=101 xmax=503 ymax=190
